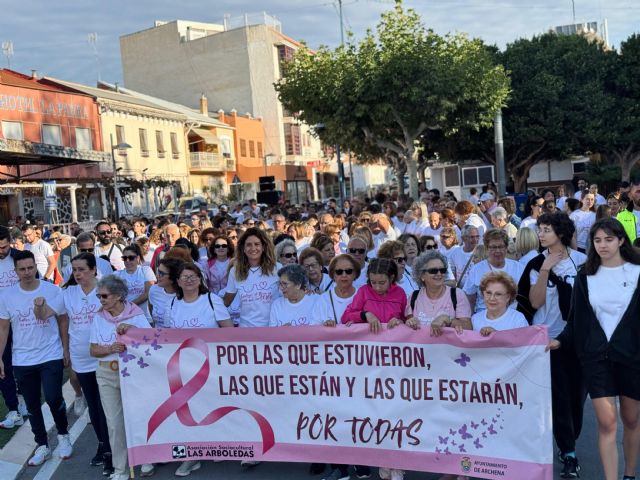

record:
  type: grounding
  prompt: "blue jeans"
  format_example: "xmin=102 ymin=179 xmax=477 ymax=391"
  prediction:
xmin=14 ymin=359 xmax=68 ymax=446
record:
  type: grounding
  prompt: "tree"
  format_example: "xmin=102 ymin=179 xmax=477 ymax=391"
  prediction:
xmin=275 ymin=0 xmax=509 ymax=199
xmin=602 ymin=34 xmax=640 ymax=181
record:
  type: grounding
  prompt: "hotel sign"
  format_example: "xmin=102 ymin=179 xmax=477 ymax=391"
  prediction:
xmin=0 ymin=94 xmax=88 ymax=119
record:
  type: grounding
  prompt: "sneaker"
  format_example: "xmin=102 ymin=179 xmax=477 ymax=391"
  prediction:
xmin=354 ymin=465 xmax=371 ymax=479
xmin=90 ymin=452 xmax=104 ymax=466
xmin=28 ymin=445 xmax=51 ymax=466
xmin=310 ymin=463 xmax=326 ymax=475
xmin=379 ymin=467 xmax=391 ymax=480
xmin=18 ymin=395 xmax=29 ymax=417
xmin=140 ymin=463 xmax=155 ymax=476
xmin=102 ymin=453 xmax=114 ymax=476
xmin=109 ymin=474 xmax=130 ymax=480
xmin=0 ymin=410 xmax=24 ymax=429
xmin=73 ymin=395 xmax=86 ymax=416
xmin=560 ymin=455 xmax=580 ymax=478
xmin=175 ymin=461 xmax=201 ymax=477
xmin=57 ymin=434 xmax=73 ymax=459
xmin=240 ymin=460 xmax=260 ymax=467
xmin=390 ymin=470 xmax=404 ymax=480
xmin=322 ymin=469 xmax=350 ymax=480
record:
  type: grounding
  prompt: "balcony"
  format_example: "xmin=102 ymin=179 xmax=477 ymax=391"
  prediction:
xmin=189 ymin=152 xmax=235 ymax=172
xmin=0 ymin=138 xmax=112 ymax=170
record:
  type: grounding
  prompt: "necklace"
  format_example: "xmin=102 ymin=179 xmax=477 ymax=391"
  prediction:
xmin=249 ymin=266 xmax=261 ymax=273
xmin=425 ymin=286 xmax=445 ymax=308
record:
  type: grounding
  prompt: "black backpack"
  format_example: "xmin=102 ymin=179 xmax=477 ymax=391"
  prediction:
xmin=410 ymin=287 xmax=457 ymax=312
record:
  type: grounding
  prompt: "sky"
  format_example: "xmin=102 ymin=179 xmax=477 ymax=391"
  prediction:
xmin=1 ymin=0 xmax=638 ymax=86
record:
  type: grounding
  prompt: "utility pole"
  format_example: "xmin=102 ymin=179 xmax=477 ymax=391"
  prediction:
xmin=2 ymin=41 xmax=13 ymax=69
xmin=335 ymin=0 xmax=347 ymax=204
xmin=87 ymin=33 xmax=100 ymax=82
xmin=494 ymin=111 xmax=507 ymax=195
xmin=571 ymin=0 xmax=576 ymax=23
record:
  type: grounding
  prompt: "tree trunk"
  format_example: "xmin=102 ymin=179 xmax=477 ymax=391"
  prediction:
xmin=512 ymin=165 xmax=532 ymax=193
xmin=406 ymin=147 xmax=419 ymax=200
xmin=396 ymin=168 xmax=406 ymax=195
xmin=417 ymin=162 xmax=427 ymax=188
xmin=619 ymin=151 xmax=640 ymax=182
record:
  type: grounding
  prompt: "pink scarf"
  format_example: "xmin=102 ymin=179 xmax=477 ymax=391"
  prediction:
xmin=99 ymin=301 xmax=144 ymax=324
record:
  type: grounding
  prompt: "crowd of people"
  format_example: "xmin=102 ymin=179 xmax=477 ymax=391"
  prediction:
xmin=0 ymin=178 xmax=639 ymax=480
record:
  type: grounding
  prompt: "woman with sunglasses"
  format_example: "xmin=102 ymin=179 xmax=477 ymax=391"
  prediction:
xmin=114 ymin=245 xmax=156 ymax=320
xmin=203 ymin=235 xmax=234 ymax=295
xmin=315 ymin=254 xmax=360 ymax=326
xmin=269 ymin=264 xmax=319 ymax=327
xmin=521 ymin=196 xmax=545 ymax=233
xmin=549 ymin=218 xmax=640 ymax=480
xmin=419 ymin=235 xmax=438 ymax=253
xmin=405 ymin=251 xmax=471 ymax=334
xmin=148 ymin=257 xmax=182 ymax=328
xmin=378 ymin=241 xmax=417 ymax=297
xmin=89 ymin=275 xmax=150 ymax=480
xmin=275 ymin=239 xmax=298 ymax=267
xmin=59 ymin=253 xmax=113 ymax=475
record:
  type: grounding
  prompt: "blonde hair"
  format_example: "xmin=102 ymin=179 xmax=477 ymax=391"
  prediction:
xmin=515 ymin=227 xmax=539 ymax=257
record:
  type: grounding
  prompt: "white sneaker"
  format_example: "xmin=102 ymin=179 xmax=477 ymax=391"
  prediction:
xmin=390 ymin=469 xmax=404 ymax=480
xmin=379 ymin=467 xmax=391 ymax=480
xmin=73 ymin=395 xmax=86 ymax=416
xmin=18 ymin=395 xmax=29 ymax=417
xmin=109 ymin=474 xmax=130 ymax=480
xmin=57 ymin=434 xmax=73 ymax=459
xmin=0 ymin=410 xmax=24 ymax=429
xmin=28 ymin=445 xmax=51 ymax=466
xmin=140 ymin=463 xmax=155 ymax=476
xmin=175 ymin=460 xmax=201 ymax=476
xmin=240 ymin=460 xmax=260 ymax=467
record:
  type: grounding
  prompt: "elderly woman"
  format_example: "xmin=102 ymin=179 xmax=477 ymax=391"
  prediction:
xmin=299 ymin=247 xmax=333 ymax=293
xmin=89 ymin=275 xmax=150 ymax=480
xmin=114 ymin=244 xmax=156 ymax=320
xmin=269 ymin=264 xmax=320 ymax=326
xmin=310 ymin=233 xmax=336 ymax=268
xmin=314 ymin=254 xmax=361 ymax=326
xmin=490 ymin=206 xmax=517 ymax=242
xmin=275 ymin=238 xmax=298 ymax=267
xmin=378 ymin=240 xmax=417 ymax=297
xmin=472 ymin=271 xmax=527 ymax=335
xmin=439 ymin=227 xmax=459 ymax=260
xmin=405 ymin=251 xmax=472 ymax=334
xmin=347 ymin=235 xmax=370 ymax=288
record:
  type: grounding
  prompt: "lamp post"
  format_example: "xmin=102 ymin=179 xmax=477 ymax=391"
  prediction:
xmin=110 ymin=133 xmax=132 ymax=220
xmin=142 ymin=168 xmax=150 ymax=214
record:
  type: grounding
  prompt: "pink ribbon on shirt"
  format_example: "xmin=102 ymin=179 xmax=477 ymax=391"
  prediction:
xmin=146 ymin=337 xmax=275 ymax=454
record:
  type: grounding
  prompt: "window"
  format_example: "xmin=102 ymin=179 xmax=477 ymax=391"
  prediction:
xmin=170 ymin=132 xmax=179 ymax=158
xmin=42 ymin=124 xmax=62 ymax=146
xmin=220 ymin=137 xmax=231 ymax=158
xmin=249 ymin=140 xmax=255 ymax=158
xmin=1 ymin=121 xmax=23 ymax=140
xmin=444 ymin=166 xmax=460 ymax=187
xmin=115 ymin=125 xmax=127 ymax=155
xmin=461 ymin=165 xmax=494 ymax=187
xmin=75 ymin=128 xmax=92 ymax=150
xmin=240 ymin=139 xmax=247 ymax=157
xmin=156 ymin=130 xmax=165 ymax=158
xmin=572 ymin=160 xmax=588 ymax=174
xmin=284 ymin=124 xmax=302 ymax=155
xmin=257 ymin=141 xmax=263 ymax=159
xmin=139 ymin=129 xmax=149 ymax=157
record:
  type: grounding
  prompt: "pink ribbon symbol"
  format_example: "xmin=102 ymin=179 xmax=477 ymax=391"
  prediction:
xmin=146 ymin=337 xmax=275 ymax=454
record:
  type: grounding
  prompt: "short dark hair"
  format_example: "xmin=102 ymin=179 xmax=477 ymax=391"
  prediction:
xmin=63 ymin=253 xmax=97 ymax=288
xmin=13 ymin=250 xmax=35 ymax=266
xmin=0 ymin=226 xmax=11 ymax=243
xmin=367 ymin=257 xmax=398 ymax=284
xmin=123 ymin=244 xmax=144 ymax=262
xmin=537 ymin=213 xmax=574 ymax=247
xmin=95 ymin=221 xmax=110 ymax=231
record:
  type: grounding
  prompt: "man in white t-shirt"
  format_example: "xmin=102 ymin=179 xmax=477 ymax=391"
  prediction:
xmin=449 ymin=225 xmax=480 ymax=288
xmin=463 ymin=229 xmax=524 ymax=313
xmin=573 ymin=179 xmax=587 ymax=200
xmin=22 ymin=225 xmax=55 ymax=281
xmin=62 ymin=232 xmax=114 ymax=282
xmin=94 ymin=222 xmax=124 ymax=271
xmin=0 ymin=250 xmax=72 ymax=466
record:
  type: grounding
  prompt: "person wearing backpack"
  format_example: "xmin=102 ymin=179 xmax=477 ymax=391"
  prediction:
xmin=404 ymin=250 xmax=472 ymax=334
xmin=94 ymin=222 xmax=124 ymax=271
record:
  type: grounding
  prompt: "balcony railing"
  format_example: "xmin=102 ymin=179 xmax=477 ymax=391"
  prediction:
xmin=189 ymin=152 xmax=235 ymax=172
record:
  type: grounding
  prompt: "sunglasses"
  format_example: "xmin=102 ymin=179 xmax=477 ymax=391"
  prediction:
xmin=280 ymin=252 xmax=297 ymax=259
xmin=79 ymin=248 xmax=94 ymax=253
xmin=422 ymin=267 xmax=447 ymax=275
xmin=424 ymin=245 xmax=437 ymax=250
xmin=157 ymin=271 xmax=169 ymax=277
xmin=394 ymin=256 xmax=406 ymax=264
xmin=121 ymin=255 xmax=138 ymax=261
xmin=228 ymin=235 xmax=238 ymax=240
xmin=214 ymin=244 xmax=228 ymax=249
xmin=349 ymin=248 xmax=366 ymax=255
xmin=335 ymin=268 xmax=354 ymax=276
xmin=95 ymin=293 xmax=113 ymax=299
xmin=97 ymin=230 xmax=111 ymax=235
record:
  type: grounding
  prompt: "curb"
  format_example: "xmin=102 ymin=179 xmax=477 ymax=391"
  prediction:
xmin=0 ymin=380 xmax=76 ymax=480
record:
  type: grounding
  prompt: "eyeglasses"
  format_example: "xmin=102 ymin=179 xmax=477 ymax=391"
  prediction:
xmin=422 ymin=267 xmax=447 ymax=275
xmin=97 ymin=230 xmax=111 ymax=235
xmin=334 ymin=268 xmax=354 ymax=276
xmin=96 ymin=293 xmax=113 ymax=299
xmin=78 ymin=248 xmax=93 ymax=253
xmin=214 ymin=244 xmax=228 ymax=249
xmin=303 ymin=262 xmax=320 ymax=270
xmin=228 ymin=235 xmax=238 ymax=240
xmin=204 ymin=237 xmax=215 ymax=242
xmin=279 ymin=281 xmax=293 ymax=289
xmin=157 ymin=270 xmax=169 ymax=277
xmin=121 ymin=255 xmax=138 ymax=261
xmin=488 ymin=245 xmax=507 ymax=251
xmin=483 ymin=291 xmax=508 ymax=299
xmin=394 ymin=256 xmax=406 ymax=264
xmin=348 ymin=248 xmax=366 ymax=255
xmin=424 ymin=245 xmax=437 ymax=250
xmin=179 ymin=275 xmax=200 ymax=283
xmin=280 ymin=252 xmax=297 ymax=259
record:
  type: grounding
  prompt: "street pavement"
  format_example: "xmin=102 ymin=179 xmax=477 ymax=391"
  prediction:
xmin=17 ymin=400 xmax=626 ymax=480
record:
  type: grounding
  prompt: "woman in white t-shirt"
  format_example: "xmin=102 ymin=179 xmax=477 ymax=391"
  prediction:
xmin=148 ymin=257 xmax=181 ymax=328
xmin=223 ymin=228 xmax=279 ymax=329
xmin=202 ymin=234 xmax=233 ymax=294
xmin=299 ymin=248 xmax=333 ymax=294
xmin=550 ymin=218 xmax=640 ymax=480
xmin=269 ymin=264 xmax=319 ymax=327
xmin=570 ymin=191 xmax=596 ymax=253
xmin=314 ymin=254 xmax=360 ymax=326
xmin=471 ymin=271 xmax=528 ymax=334
xmin=60 ymin=253 xmax=111 ymax=474
xmin=114 ymin=245 xmax=156 ymax=319
xmin=89 ymin=275 xmax=150 ymax=480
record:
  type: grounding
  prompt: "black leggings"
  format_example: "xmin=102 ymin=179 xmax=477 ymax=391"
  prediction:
xmin=76 ymin=370 xmax=111 ymax=452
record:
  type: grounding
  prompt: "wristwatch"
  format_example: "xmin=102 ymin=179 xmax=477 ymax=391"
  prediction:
xmin=360 ymin=311 xmax=368 ymax=321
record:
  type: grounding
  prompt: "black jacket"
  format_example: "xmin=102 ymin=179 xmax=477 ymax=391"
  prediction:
xmin=556 ymin=269 xmax=640 ymax=368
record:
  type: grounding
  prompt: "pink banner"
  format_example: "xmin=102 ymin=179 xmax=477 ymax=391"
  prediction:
xmin=119 ymin=325 xmax=553 ymax=480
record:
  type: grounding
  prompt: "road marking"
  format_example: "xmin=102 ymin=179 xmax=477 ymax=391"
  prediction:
xmin=32 ymin=410 xmax=88 ymax=480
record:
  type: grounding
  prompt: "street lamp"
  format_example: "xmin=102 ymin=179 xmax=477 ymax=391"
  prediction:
xmin=142 ymin=168 xmax=150 ymax=214
xmin=110 ymin=133 xmax=132 ymax=220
